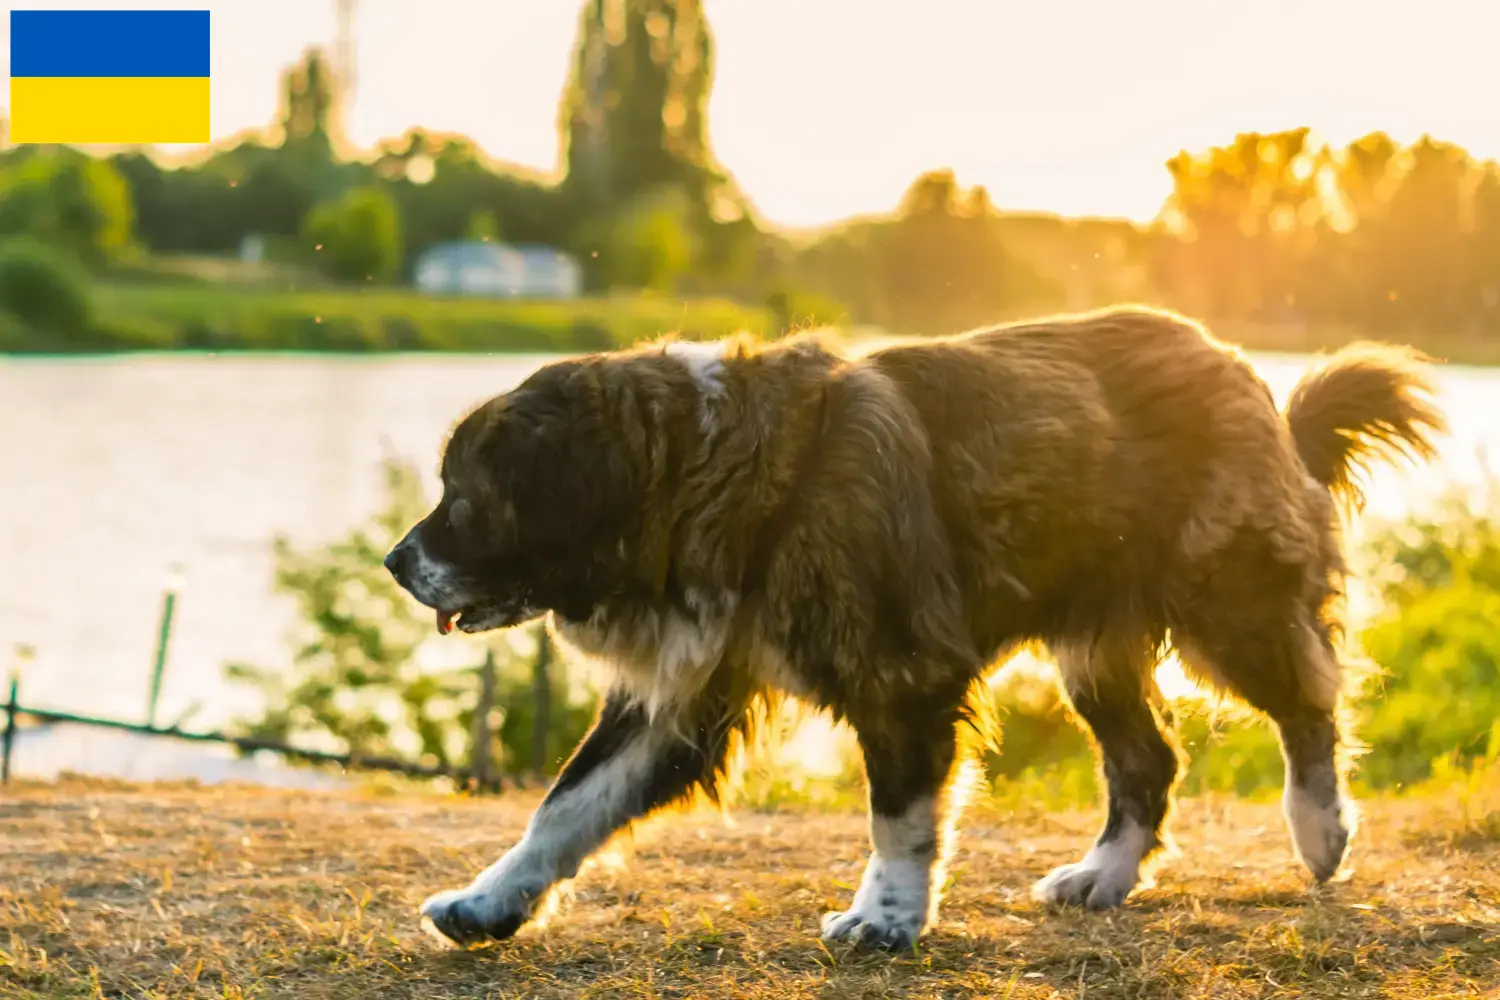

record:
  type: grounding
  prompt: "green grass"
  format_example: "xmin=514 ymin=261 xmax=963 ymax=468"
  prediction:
xmin=11 ymin=270 xmax=1500 ymax=364
xmin=22 ymin=281 xmax=775 ymax=354
xmin=1 ymin=773 xmax=1495 ymax=999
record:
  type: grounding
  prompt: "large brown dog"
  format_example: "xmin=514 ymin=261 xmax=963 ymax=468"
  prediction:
xmin=385 ymin=306 xmax=1443 ymax=949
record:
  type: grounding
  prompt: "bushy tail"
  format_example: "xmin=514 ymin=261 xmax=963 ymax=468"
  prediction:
xmin=1285 ymin=343 xmax=1447 ymax=508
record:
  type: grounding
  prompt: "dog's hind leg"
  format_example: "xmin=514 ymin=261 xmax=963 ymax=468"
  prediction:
xmin=821 ymin=694 xmax=967 ymax=950
xmin=419 ymin=679 xmax=749 ymax=946
xmin=1174 ymin=611 xmax=1353 ymax=884
xmin=1033 ymin=632 xmax=1181 ymax=909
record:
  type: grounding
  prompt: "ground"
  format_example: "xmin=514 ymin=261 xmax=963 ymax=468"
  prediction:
xmin=2 ymin=777 xmax=1496 ymax=999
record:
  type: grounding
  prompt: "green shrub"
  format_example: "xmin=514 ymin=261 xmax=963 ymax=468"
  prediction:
xmin=0 ymin=308 xmax=36 ymax=350
xmin=302 ymin=185 xmax=403 ymax=284
xmin=1354 ymin=483 xmax=1500 ymax=787
xmin=0 ymin=237 xmax=94 ymax=337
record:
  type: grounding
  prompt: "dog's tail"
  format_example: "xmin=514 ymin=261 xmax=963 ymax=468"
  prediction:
xmin=1284 ymin=343 xmax=1447 ymax=508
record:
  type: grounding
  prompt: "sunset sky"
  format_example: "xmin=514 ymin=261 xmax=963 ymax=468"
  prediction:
xmin=4 ymin=0 xmax=1498 ymax=227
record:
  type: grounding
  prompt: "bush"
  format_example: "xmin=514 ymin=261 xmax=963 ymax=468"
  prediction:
xmin=0 ymin=237 xmax=94 ymax=337
xmin=1355 ymin=482 xmax=1500 ymax=786
xmin=0 ymin=308 xmax=35 ymax=350
xmin=302 ymin=185 xmax=403 ymax=284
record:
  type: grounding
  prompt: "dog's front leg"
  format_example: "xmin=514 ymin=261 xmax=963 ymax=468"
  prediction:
xmin=420 ymin=685 xmax=740 ymax=945
xmin=821 ymin=704 xmax=964 ymax=950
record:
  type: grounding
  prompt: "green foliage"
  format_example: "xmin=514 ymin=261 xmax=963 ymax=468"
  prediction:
xmin=765 ymin=283 xmax=850 ymax=334
xmin=561 ymin=0 xmax=723 ymax=222
xmin=377 ymin=131 xmax=574 ymax=271
xmin=303 ymin=186 xmax=403 ymax=284
xmin=5 ymin=0 xmax=1500 ymax=347
xmin=788 ymin=171 xmax=1060 ymax=335
xmin=78 ymin=281 xmax=767 ymax=353
xmin=0 ymin=306 xmax=36 ymax=350
xmin=465 ymin=209 xmax=500 ymax=243
xmin=0 ymin=151 xmax=135 ymax=266
xmin=592 ymin=188 xmax=699 ymax=291
xmin=1156 ymin=129 xmax=1500 ymax=335
xmin=280 ymin=48 xmax=337 ymax=150
xmin=0 ymin=237 xmax=94 ymax=338
xmin=225 ymin=458 xmax=598 ymax=774
xmin=1355 ymin=480 xmax=1500 ymax=786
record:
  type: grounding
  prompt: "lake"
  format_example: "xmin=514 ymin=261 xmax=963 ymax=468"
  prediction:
xmin=3 ymin=349 xmax=1498 ymax=736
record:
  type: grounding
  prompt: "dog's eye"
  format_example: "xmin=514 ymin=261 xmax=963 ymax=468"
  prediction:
xmin=449 ymin=498 xmax=474 ymax=532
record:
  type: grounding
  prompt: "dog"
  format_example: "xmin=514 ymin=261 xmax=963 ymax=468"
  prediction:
xmin=384 ymin=305 xmax=1443 ymax=949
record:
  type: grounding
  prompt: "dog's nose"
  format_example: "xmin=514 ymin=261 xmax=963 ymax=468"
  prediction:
xmin=383 ymin=545 xmax=407 ymax=582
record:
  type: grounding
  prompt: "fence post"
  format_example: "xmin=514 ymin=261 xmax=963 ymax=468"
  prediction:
xmin=2 ymin=672 xmax=18 ymax=786
xmin=469 ymin=648 xmax=497 ymax=794
xmin=532 ymin=630 xmax=552 ymax=784
xmin=145 ymin=564 xmax=183 ymax=728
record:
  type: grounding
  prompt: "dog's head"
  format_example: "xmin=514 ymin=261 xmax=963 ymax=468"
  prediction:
xmin=384 ymin=359 xmax=641 ymax=634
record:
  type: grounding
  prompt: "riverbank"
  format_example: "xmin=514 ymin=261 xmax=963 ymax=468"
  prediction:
xmin=2 ymin=282 xmax=775 ymax=355
xmin=6 ymin=279 xmax=1500 ymax=365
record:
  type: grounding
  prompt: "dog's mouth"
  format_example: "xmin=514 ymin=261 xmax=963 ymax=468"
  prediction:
xmin=434 ymin=604 xmax=535 ymax=635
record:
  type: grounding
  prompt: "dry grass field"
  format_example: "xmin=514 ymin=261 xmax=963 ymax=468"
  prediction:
xmin=2 ymin=775 xmax=1497 ymax=999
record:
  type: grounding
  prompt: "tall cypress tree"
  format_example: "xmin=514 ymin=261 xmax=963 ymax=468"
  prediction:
xmin=559 ymin=0 xmax=721 ymax=219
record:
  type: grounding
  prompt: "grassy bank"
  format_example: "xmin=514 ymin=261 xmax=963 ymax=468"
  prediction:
xmin=5 ymin=281 xmax=774 ymax=355
xmin=8 ymin=274 xmax=1500 ymax=362
xmin=1 ymin=776 xmax=1495 ymax=999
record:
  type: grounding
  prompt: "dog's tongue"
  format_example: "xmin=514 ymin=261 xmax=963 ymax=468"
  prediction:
xmin=436 ymin=609 xmax=458 ymax=635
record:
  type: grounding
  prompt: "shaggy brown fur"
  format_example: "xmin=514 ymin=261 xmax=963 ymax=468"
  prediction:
xmin=385 ymin=305 xmax=1444 ymax=950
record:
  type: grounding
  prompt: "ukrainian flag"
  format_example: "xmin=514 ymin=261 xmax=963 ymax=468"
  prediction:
xmin=9 ymin=9 xmax=210 ymax=144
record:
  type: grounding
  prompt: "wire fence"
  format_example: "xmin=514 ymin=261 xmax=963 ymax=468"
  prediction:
xmin=1 ymin=647 xmax=534 ymax=792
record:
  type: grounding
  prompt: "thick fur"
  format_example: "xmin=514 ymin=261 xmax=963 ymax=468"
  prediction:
xmin=385 ymin=305 xmax=1444 ymax=948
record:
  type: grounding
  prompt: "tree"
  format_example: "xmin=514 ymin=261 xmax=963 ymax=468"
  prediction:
xmin=0 ymin=150 xmax=136 ymax=266
xmin=302 ymin=185 xmax=402 ymax=283
xmin=561 ymin=0 xmax=721 ymax=215
xmin=1159 ymin=130 xmax=1323 ymax=318
xmin=281 ymin=47 xmax=337 ymax=151
xmin=277 ymin=48 xmax=343 ymax=203
xmin=593 ymin=186 xmax=697 ymax=291
xmin=1372 ymin=137 xmax=1470 ymax=329
xmin=559 ymin=0 xmax=749 ymax=291
xmin=1469 ymin=163 xmax=1500 ymax=322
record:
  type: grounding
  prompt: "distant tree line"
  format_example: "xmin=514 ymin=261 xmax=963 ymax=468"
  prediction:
xmin=1152 ymin=129 xmax=1500 ymax=337
xmin=3 ymin=1 xmax=1500 ymax=346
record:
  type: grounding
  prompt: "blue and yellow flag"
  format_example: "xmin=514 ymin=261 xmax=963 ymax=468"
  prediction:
xmin=9 ymin=9 xmax=210 ymax=144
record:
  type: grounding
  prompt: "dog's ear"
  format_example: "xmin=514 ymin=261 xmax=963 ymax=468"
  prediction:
xmin=439 ymin=418 xmax=515 ymax=552
xmin=492 ymin=365 xmax=642 ymax=551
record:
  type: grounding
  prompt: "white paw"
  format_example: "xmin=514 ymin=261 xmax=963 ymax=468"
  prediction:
xmin=821 ymin=852 xmax=931 ymax=950
xmin=820 ymin=902 xmax=925 ymax=951
xmin=1284 ymin=786 xmax=1353 ymax=882
xmin=1033 ymin=825 xmax=1149 ymax=910
xmin=419 ymin=851 xmax=554 ymax=946
xmin=1033 ymin=858 xmax=1138 ymax=909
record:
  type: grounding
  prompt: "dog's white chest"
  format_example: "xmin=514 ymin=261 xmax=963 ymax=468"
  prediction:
xmin=550 ymin=589 xmax=738 ymax=716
